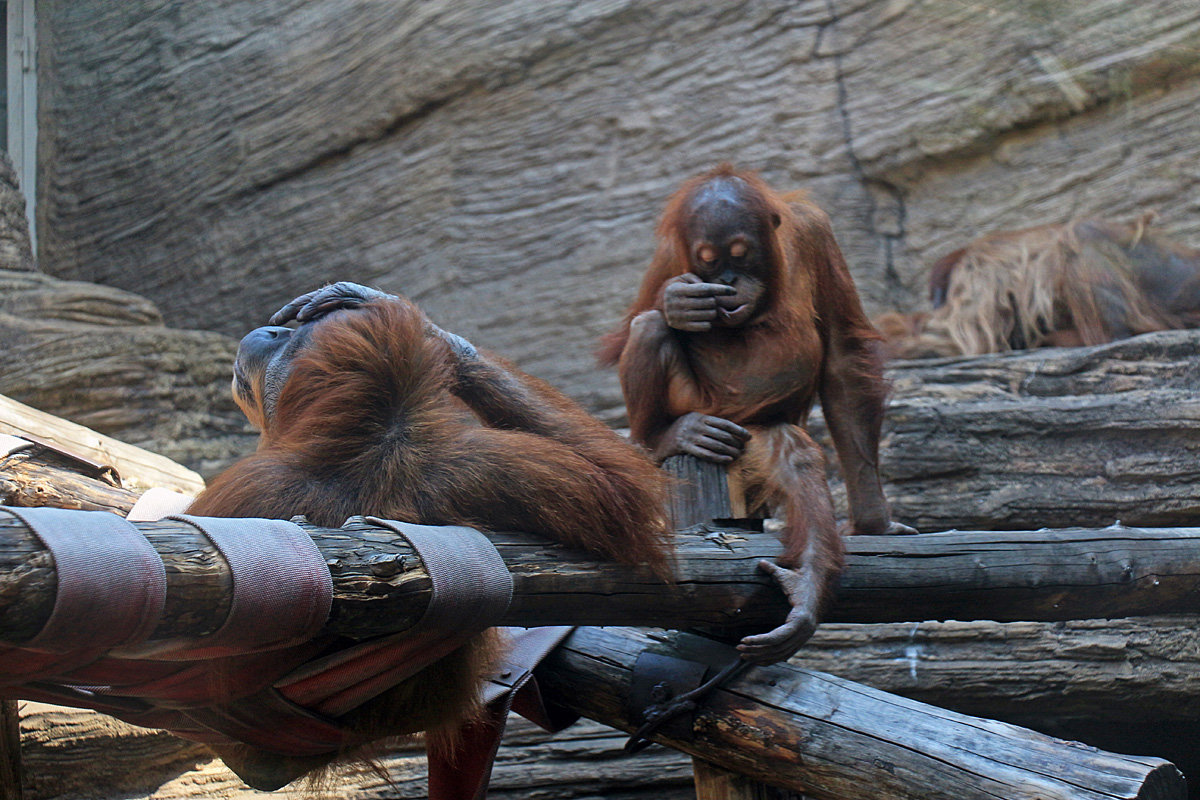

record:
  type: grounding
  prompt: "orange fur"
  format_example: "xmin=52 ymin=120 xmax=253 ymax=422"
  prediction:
xmin=881 ymin=214 xmax=1200 ymax=358
xmin=190 ymin=296 xmax=671 ymax=781
xmin=602 ymin=165 xmax=903 ymax=645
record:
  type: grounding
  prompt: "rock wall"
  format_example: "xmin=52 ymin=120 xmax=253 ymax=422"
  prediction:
xmin=0 ymin=154 xmax=254 ymax=476
xmin=36 ymin=0 xmax=1200 ymax=419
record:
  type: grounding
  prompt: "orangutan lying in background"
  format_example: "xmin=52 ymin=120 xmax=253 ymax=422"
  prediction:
xmin=877 ymin=213 xmax=1200 ymax=359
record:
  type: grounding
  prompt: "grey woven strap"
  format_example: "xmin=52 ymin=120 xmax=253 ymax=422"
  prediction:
xmin=365 ymin=517 xmax=513 ymax=635
xmin=2 ymin=506 xmax=166 ymax=652
xmin=164 ymin=515 xmax=333 ymax=658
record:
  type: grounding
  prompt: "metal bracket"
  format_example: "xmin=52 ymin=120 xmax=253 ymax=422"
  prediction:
xmin=627 ymin=651 xmax=710 ymax=747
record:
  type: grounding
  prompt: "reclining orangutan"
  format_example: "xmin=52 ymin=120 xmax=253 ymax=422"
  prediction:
xmin=186 ymin=282 xmax=675 ymax=791
xmin=600 ymin=165 xmax=915 ymax=665
xmin=875 ymin=214 xmax=1200 ymax=359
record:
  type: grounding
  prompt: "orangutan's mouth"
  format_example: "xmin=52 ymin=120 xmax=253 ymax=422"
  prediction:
xmin=716 ymin=303 xmax=753 ymax=327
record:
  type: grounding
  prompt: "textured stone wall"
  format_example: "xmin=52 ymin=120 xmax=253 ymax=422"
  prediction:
xmin=35 ymin=0 xmax=1200 ymax=421
xmin=0 ymin=153 xmax=252 ymax=475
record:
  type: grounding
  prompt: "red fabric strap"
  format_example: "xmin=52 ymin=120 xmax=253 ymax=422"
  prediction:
xmin=278 ymin=518 xmax=514 ymax=718
xmin=428 ymin=626 xmax=578 ymax=800
xmin=2 ymin=506 xmax=166 ymax=653
xmin=0 ymin=510 xmax=576 ymax=781
xmin=157 ymin=515 xmax=333 ymax=659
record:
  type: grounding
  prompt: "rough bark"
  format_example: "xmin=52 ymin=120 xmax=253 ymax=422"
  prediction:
xmin=35 ymin=2 xmax=1200 ymax=421
xmin=1 ymin=701 xmax=20 ymax=800
xmin=806 ymin=330 xmax=1200 ymax=532
xmin=16 ymin=704 xmax=695 ymax=800
xmin=0 ymin=446 xmax=131 ymax=514
xmin=796 ymin=617 xmax=1200 ymax=726
xmin=10 ymin=511 xmax=1200 ymax=646
xmin=537 ymin=627 xmax=1183 ymax=800
xmin=793 ymin=617 xmax=1200 ymax=799
xmin=0 ymin=395 xmax=205 ymax=495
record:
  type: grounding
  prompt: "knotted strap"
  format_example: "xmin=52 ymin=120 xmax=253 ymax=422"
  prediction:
xmin=161 ymin=515 xmax=333 ymax=658
xmin=365 ymin=517 xmax=513 ymax=635
xmin=1 ymin=506 xmax=166 ymax=652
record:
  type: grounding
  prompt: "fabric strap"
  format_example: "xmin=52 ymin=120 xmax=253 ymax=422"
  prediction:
xmin=1 ymin=506 xmax=166 ymax=652
xmin=428 ymin=626 xmax=578 ymax=800
xmin=365 ymin=517 xmax=513 ymax=635
xmin=161 ymin=515 xmax=333 ymax=659
xmin=126 ymin=488 xmax=195 ymax=522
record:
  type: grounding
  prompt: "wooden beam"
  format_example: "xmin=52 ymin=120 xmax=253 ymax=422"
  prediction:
xmin=0 ymin=440 xmax=133 ymax=513
xmin=794 ymin=617 xmax=1200 ymax=727
xmin=0 ymin=700 xmax=21 ymax=800
xmin=693 ymin=759 xmax=798 ymax=800
xmin=538 ymin=627 xmax=1184 ymax=800
xmin=811 ymin=331 xmax=1200 ymax=533
xmin=0 ymin=393 xmax=204 ymax=494
xmin=15 ymin=704 xmax=696 ymax=800
xmin=8 ymin=512 xmax=1200 ymax=644
xmin=663 ymin=455 xmax=737 ymax=528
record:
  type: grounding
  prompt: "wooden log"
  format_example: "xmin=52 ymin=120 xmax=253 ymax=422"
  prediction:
xmin=17 ymin=704 xmax=695 ymax=800
xmin=1 ymin=700 xmax=20 ymax=800
xmin=661 ymin=461 xmax=778 ymax=800
xmin=0 ymin=436 xmax=134 ymax=513
xmin=8 ymin=513 xmax=1200 ymax=643
xmin=663 ymin=455 xmax=734 ymax=527
xmin=0 ymin=394 xmax=205 ymax=494
xmin=811 ymin=331 xmax=1200 ymax=532
xmin=538 ymin=627 xmax=1184 ymax=800
xmin=661 ymin=454 xmax=764 ymax=530
xmin=694 ymin=759 xmax=806 ymax=800
xmin=796 ymin=617 xmax=1200 ymax=726
xmin=790 ymin=617 xmax=1200 ymax=789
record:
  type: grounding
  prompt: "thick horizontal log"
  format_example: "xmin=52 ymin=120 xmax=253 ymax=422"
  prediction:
xmin=6 ymin=511 xmax=1200 ymax=644
xmin=798 ymin=617 xmax=1200 ymax=726
xmin=537 ymin=627 xmax=1184 ymax=800
xmin=793 ymin=617 xmax=1200 ymax=790
xmin=812 ymin=331 xmax=1200 ymax=532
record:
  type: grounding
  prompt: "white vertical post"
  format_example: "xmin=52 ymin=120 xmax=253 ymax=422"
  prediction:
xmin=6 ymin=0 xmax=35 ymax=252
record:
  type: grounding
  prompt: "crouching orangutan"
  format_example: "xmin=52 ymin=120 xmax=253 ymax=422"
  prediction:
xmin=187 ymin=282 xmax=672 ymax=790
xmin=600 ymin=165 xmax=915 ymax=665
xmin=876 ymin=213 xmax=1200 ymax=359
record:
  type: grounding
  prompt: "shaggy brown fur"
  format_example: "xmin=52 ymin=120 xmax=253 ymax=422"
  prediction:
xmin=189 ymin=293 xmax=672 ymax=789
xmin=878 ymin=214 xmax=1200 ymax=359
